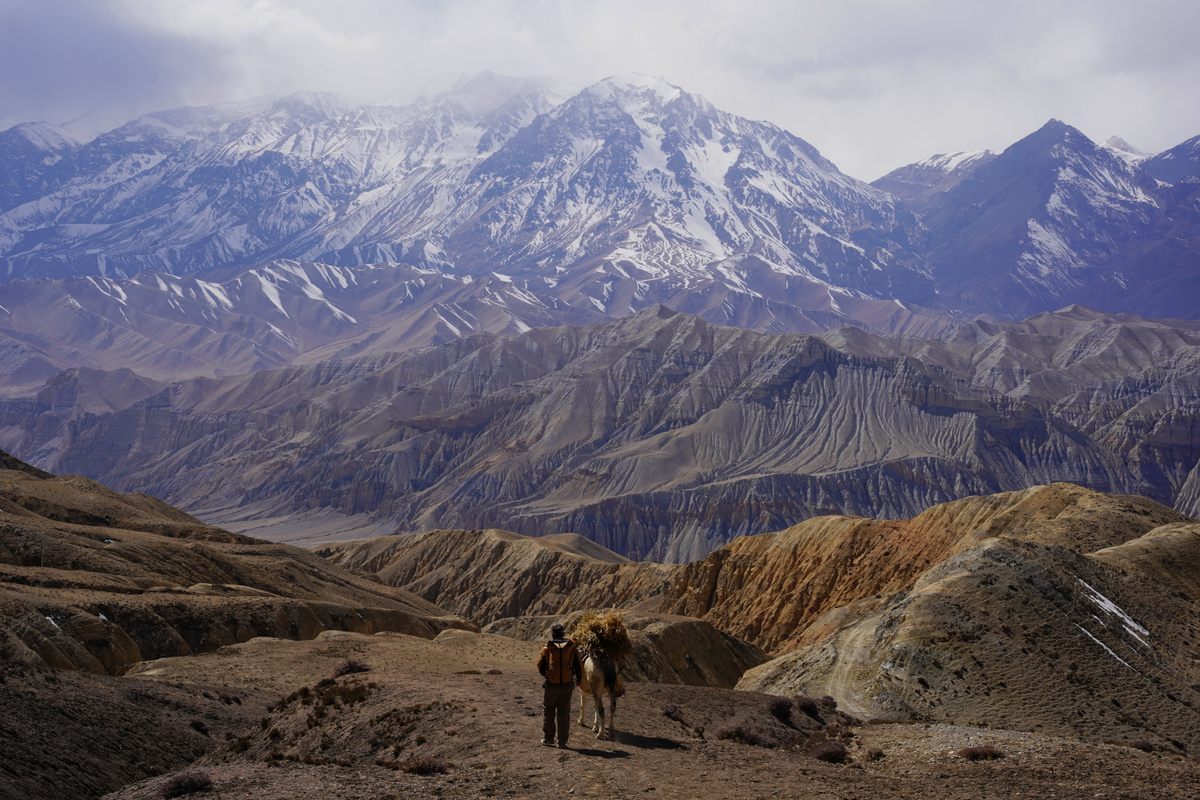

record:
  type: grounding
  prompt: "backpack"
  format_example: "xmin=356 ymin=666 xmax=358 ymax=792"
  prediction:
xmin=543 ymin=640 xmax=577 ymax=685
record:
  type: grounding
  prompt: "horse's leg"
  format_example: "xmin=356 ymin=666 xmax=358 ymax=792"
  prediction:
xmin=607 ymin=690 xmax=616 ymax=739
xmin=592 ymin=686 xmax=603 ymax=736
xmin=578 ymin=682 xmax=587 ymax=727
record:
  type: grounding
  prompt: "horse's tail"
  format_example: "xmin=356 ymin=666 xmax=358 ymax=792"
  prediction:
xmin=600 ymin=654 xmax=618 ymax=694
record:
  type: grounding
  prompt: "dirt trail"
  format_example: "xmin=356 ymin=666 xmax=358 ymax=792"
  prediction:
xmin=812 ymin=618 xmax=877 ymax=718
xmin=100 ymin=631 xmax=1200 ymax=800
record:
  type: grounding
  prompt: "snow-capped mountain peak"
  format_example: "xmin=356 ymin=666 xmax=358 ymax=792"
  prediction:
xmin=1101 ymin=135 xmax=1150 ymax=165
xmin=916 ymin=150 xmax=992 ymax=173
xmin=266 ymin=91 xmax=351 ymax=121
xmin=586 ymin=73 xmax=686 ymax=104
xmin=5 ymin=121 xmax=80 ymax=152
xmin=1 ymin=81 xmax=1198 ymax=324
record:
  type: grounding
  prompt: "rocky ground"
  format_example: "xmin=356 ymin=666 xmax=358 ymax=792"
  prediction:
xmin=103 ymin=630 xmax=1200 ymax=800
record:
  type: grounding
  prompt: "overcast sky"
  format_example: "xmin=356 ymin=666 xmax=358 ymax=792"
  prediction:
xmin=2 ymin=0 xmax=1198 ymax=179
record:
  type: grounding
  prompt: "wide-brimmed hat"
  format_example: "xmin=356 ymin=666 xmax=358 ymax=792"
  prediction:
xmin=550 ymin=623 xmax=566 ymax=637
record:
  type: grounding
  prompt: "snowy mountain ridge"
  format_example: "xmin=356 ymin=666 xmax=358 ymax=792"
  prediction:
xmin=1 ymin=74 xmax=1199 ymax=323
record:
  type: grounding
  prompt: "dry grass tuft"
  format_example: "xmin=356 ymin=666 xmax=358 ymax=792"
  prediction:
xmin=333 ymin=659 xmax=370 ymax=678
xmin=160 ymin=770 xmax=213 ymax=798
xmin=810 ymin=740 xmax=849 ymax=763
xmin=958 ymin=744 xmax=1005 ymax=761
xmin=713 ymin=722 xmax=776 ymax=748
xmin=794 ymin=695 xmax=823 ymax=720
xmin=770 ymin=697 xmax=797 ymax=724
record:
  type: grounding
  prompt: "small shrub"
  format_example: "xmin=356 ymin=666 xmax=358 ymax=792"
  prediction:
xmin=794 ymin=695 xmax=822 ymax=720
xmin=866 ymin=747 xmax=886 ymax=762
xmin=486 ymin=668 xmax=504 ymax=675
xmin=454 ymin=669 xmax=482 ymax=675
xmin=768 ymin=697 xmax=793 ymax=726
xmin=662 ymin=704 xmax=685 ymax=723
xmin=1130 ymin=740 xmax=1155 ymax=753
xmin=958 ymin=745 xmax=1005 ymax=761
xmin=400 ymin=756 xmax=449 ymax=775
xmin=714 ymin=723 xmax=775 ymax=748
xmin=189 ymin=719 xmax=209 ymax=736
xmin=333 ymin=683 xmax=369 ymax=706
xmin=161 ymin=770 xmax=213 ymax=798
xmin=334 ymin=659 xmax=371 ymax=678
xmin=810 ymin=740 xmax=849 ymax=764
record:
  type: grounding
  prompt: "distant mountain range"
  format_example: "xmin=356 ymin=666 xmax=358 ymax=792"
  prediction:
xmin=5 ymin=306 xmax=1199 ymax=560
xmin=3 ymin=73 xmax=1199 ymax=557
xmin=2 ymin=72 xmax=1198 ymax=324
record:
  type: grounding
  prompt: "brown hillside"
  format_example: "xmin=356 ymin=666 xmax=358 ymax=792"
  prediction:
xmin=327 ymin=485 xmax=1185 ymax=656
xmin=327 ymin=485 xmax=1200 ymax=753
xmin=662 ymin=484 xmax=1187 ymax=652
xmin=0 ymin=451 xmax=472 ymax=674
xmin=318 ymin=528 xmax=673 ymax=625
xmin=738 ymin=524 xmax=1200 ymax=752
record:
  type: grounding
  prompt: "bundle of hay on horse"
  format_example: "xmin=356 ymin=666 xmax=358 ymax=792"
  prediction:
xmin=570 ymin=611 xmax=630 ymax=740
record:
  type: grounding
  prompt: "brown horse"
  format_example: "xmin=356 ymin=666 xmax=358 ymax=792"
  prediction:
xmin=578 ymin=648 xmax=619 ymax=739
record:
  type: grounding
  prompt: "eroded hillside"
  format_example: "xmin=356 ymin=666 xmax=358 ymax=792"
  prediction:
xmin=329 ymin=484 xmax=1200 ymax=752
xmin=11 ymin=307 xmax=1200 ymax=561
xmin=0 ymin=449 xmax=471 ymax=674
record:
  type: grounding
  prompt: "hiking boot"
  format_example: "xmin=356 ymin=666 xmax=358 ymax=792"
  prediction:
xmin=541 ymin=739 xmax=554 ymax=747
xmin=557 ymin=742 xmax=569 ymax=749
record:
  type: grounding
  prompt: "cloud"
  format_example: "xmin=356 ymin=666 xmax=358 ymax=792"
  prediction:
xmin=0 ymin=0 xmax=232 ymax=131
xmin=1 ymin=0 xmax=1198 ymax=179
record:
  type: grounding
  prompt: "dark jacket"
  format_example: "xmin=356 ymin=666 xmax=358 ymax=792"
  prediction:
xmin=537 ymin=638 xmax=582 ymax=685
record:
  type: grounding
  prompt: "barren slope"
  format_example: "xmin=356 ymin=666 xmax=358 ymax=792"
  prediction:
xmin=318 ymin=529 xmax=671 ymax=623
xmin=0 ymin=450 xmax=471 ymax=674
xmin=732 ymin=488 xmax=1200 ymax=752
xmin=14 ymin=307 xmax=1189 ymax=561
xmin=103 ymin=630 xmax=1200 ymax=800
xmin=328 ymin=485 xmax=1200 ymax=754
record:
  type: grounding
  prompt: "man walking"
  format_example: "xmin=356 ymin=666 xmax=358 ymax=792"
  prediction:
xmin=537 ymin=622 xmax=582 ymax=748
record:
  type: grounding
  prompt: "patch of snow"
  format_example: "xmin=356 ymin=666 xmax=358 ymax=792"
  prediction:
xmin=255 ymin=274 xmax=289 ymax=318
xmin=1076 ymin=578 xmax=1149 ymax=646
xmin=1074 ymin=624 xmax=1133 ymax=670
xmin=196 ymin=280 xmax=234 ymax=311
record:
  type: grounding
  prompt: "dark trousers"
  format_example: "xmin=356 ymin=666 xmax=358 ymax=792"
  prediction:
xmin=543 ymin=682 xmax=574 ymax=744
